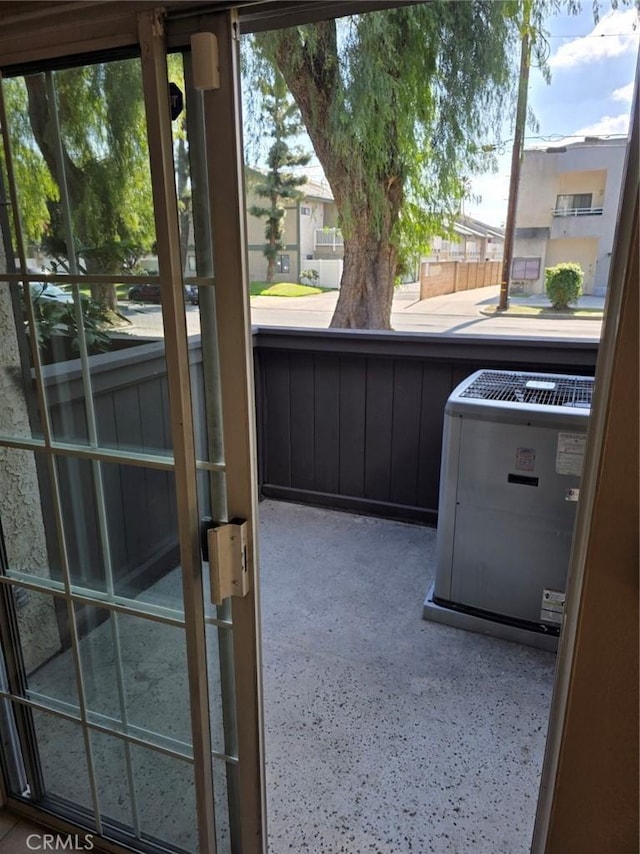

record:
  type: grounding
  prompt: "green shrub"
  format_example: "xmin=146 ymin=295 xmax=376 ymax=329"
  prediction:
xmin=544 ymin=262 xmax=583 ymax=310
xmin=30 ymin=295 xmax=114 ymax=358
xmin=300 ymin=268 xmax=319 ymax=286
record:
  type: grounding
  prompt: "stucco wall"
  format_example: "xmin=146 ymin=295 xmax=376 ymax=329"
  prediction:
xmin=0 ymin=278 xmax=61 ymax=674
xmin=515 ymin=141 xmax=627 ymax=296
xmin=545 ymin=237 xmax=598 ymax=294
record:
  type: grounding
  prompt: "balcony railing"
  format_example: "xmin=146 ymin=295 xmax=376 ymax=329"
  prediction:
xmin=551 ymin=207 xmax=603 ymax=217
xmin=314 ymin=227 xmax=344 ymax=249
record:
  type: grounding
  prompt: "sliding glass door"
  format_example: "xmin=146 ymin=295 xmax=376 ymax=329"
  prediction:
xmin=0 ymin=10 xmax=263 ymax=853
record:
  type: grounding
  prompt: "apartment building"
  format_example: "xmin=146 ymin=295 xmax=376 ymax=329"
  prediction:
xmin=426 ymin=214 xmax=504 ymax=262
xmin=512 ymin=136 xmax=627 ymax=295
xmin=245 ymin=169 xmax=340 ymax=283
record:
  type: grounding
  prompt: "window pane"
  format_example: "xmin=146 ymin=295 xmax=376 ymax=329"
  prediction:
xmin=76 ymin=606 xmax=192 ymax=752
xmin=32 ymin=709 xmax=95 ymax=818
xmin=131 ymin=745 xmax=197 ymax=853
xmin=0 ymin=281 xmax=43 ymax=442
xmin=16 ymin=590 xmax=80 ymax=714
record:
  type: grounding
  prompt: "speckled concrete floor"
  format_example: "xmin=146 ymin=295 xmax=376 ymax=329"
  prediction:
xmin=4 ymin=500 xmax=556 ymax=853
xmin=258 ymin=500 xmax=556 ymax=854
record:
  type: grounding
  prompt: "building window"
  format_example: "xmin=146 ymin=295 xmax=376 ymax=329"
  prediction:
xmin=511 ymin=257 xmax=541 ymax=280
xmin=300 ymin=206 xmax=311 ymax=215
xmin=276 ymin=254 xmax=290 ymax=274
xmin=554 ymin=193 xmax=593 ymax=214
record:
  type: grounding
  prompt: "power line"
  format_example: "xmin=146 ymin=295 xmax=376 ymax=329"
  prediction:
xmin=547 ymin=32 xmax=640 ymax=38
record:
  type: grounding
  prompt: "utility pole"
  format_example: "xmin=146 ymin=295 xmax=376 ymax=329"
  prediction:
xmin=498 ymin=14 xmax=532 ymax=311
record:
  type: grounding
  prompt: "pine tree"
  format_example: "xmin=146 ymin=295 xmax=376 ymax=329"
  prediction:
xmin=249 ymin=70 xmax=310 ymax=283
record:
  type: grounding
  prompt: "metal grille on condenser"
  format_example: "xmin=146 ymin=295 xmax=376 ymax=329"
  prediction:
xmin=460 ymin=371 xmax=594 ymax=408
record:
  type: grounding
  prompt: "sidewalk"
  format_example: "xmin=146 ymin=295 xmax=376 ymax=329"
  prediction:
xmin=393 ymin=283 xmax=605 ymax=315
xmin=247 ymin=285 xmax=603 ymax=339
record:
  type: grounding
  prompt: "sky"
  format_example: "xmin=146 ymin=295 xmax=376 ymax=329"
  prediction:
xmin=466 ymin=3 xmax=639 ymax=226
xmin=275 ymin=2 xmax=639 ymax=230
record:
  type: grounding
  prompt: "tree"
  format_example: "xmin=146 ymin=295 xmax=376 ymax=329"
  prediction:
xmin=4 ymin=59 xmax=156 ymax=310
xmin=248 ymin=70 xmax=310 ymax=282
xmin=248 ymin=1 xmax=600 ymax=329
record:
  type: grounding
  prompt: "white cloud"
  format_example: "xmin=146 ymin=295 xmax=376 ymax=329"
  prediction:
xmin=612 ymin=82 xmax=635 ymax=102
xmin=572 ymin=113 xmax=631 ymax=137
xmin=550 ymin=8 xmax=639 ymax=70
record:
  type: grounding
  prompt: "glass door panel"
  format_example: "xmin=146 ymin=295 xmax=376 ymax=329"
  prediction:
xmin=0 ymin=9 xmax=262 ymax=853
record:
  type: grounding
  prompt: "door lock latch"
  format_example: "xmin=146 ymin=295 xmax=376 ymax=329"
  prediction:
xmin=207 ymin=519 xmax=250 ymax=604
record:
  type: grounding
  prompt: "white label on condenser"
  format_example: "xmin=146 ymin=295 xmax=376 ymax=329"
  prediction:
xmin=556 ymin=432 xmax=586 ymax=476
xmin=541 ymin=589 xmax=565 ymax=625
xmin=515 ymin=447 xmax=536 ymax=472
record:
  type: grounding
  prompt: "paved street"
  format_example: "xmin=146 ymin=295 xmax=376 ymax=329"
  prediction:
xmin=119 ymin=284 xmax=604 ymax=341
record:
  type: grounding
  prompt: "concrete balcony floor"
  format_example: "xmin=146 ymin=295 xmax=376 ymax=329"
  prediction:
xmin=259 ymin=500 xmax=556 ymax=854
xmin=0 ymin=500 xmax=556 ymax=853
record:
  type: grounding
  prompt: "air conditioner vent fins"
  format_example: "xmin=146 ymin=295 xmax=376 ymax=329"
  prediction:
xmin=459 ymin=370 xmax=593 ymax=409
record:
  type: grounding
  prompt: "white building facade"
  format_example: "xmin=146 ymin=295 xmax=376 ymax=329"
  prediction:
xmin=512 ymin=137 xmax=627 ymax=296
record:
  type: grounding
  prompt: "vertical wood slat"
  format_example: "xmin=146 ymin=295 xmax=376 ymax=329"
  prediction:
xmin=314 ymin=353 xmax=340 ymax=495
xmin=389 ymin=360 xmax=423 ymax=507
xmin=364 ymin=357 xmax=394 ymax=501
xmin=289 ymin=352 xmax=315 ymax=490
xmin=338 ymin=356 xmax=366 ymax=497
xmin=263 ymin=351 xmax=291 ymax=486
xmin=416 ymin=364 xmax=453 ymax=512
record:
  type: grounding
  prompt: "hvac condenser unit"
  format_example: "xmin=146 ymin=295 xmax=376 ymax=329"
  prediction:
xmin=423 ymin=369 xmax=593 ymax=651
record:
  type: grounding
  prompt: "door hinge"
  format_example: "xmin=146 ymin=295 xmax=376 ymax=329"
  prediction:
xmin=207 ymin=520 xmax=251 ymax=604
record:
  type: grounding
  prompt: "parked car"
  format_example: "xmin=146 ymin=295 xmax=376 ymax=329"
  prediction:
xmin=128 ymin=283 xmax=161 ymax=303
xmin=28 ymin=280 xmax=74 ymax=304
xmin=128 ymin=283 xmax=199 ymax=305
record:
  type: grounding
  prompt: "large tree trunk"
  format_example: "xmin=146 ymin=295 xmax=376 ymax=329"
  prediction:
xmin=263 ymin=24 xmax=403 ymax=329
xmin=332 ymin=233 xmax=397 ymax=329
xmin=91 ymin=283 xmax=118 ymax=312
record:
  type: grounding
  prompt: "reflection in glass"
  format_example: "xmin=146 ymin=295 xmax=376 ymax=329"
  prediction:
xmin=131 ymin=745 xmax=197 ymax=853
xmin=89 ymin=730 xmax=134 ymax=829
xmin=213 ymin=758 xmax=231 ymax=854
xmin=16 ymin=590 xmax=79 ymax=712
xmin=76 ymin=606 xmax=192 ymax=750
xmin=0 ymin=282 xmax=43 ymax=442
xmin=51 ymin=456 xmax=182 ymax=611
xmin=32 ymin=708 xmax=95 ymax=817
xmin=0 ymin=448 xmax=62 ymax=585
xmin=4 ymin=63 xmax=155 ymax=289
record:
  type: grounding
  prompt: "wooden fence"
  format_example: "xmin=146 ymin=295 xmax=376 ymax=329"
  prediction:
xmin=420 ymin=260 xmax=502 ymax=300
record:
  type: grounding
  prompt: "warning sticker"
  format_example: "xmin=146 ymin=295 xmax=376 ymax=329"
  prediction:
xmin=515 ymin=447 xmax=536 ymax=472
xmin=541 ymin=589 xmax=565 ymax=625
xmin=556 ymin=432 xmax=586 ymax=476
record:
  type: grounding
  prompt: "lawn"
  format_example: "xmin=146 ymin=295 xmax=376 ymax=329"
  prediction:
xmin=76 ymin=284 xmax=131 ymax=300
xmin=481 ymin=305 xmax=603 ymax=319
xmin=249 ymin=281 xmax=325 ymax=297
xmin=72 ymin=281 xmax=329 ymax=300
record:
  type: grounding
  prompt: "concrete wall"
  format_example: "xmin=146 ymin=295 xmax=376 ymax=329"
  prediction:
xmin=545 ymin=237 xmax=598 ymax=294
xmin=420 ymin=260 xmax=501 ymax=300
